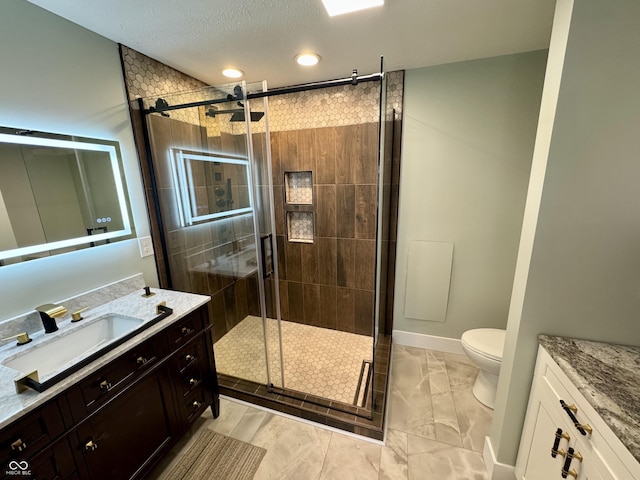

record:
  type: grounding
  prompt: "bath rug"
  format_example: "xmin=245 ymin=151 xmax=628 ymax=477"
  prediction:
xmin=164 ymin=428 xmax=266 ymax=480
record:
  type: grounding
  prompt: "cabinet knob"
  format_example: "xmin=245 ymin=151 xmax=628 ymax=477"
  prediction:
xmin=10 ymin=438 xmax=27 ymax=452
xmin=99 ymin=380 xmax=112 ymax=392
xmin=85 ymin=440 xmax=98 ymax=452
xmin=181 ymin=327 xmax=191 ymax=335
xmin=136 ymin=356 xmax=148 ymax=365
xmin=185 ymin=354 xmax=195 ymax=362
xmin=189 ymin=378 xmax=197 ymax=387
xmin=192 ymin=400 xmax=202 ymax=409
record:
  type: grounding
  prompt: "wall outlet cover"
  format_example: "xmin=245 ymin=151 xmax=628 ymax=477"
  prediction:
xmin=138 ymin=236 xmax=154 ymax=257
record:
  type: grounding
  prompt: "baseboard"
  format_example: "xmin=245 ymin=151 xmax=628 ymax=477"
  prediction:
xmin=483 ymin=436 xmax=517 ymax=480
xmin=392 ymin=330 xmax=464 ymax=355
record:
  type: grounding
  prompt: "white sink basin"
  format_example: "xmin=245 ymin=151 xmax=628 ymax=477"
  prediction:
xmin=3 ymin=314 xmax=144 ymax=378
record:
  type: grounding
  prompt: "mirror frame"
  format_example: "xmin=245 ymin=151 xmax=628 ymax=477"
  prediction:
xmin=0 ymin=132 xmax=132 ymax=262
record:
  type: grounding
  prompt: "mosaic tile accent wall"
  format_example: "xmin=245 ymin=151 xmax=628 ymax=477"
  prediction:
xmin=120 ymin=45 xmax=399 ymax=133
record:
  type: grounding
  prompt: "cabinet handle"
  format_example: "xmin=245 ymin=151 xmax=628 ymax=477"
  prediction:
xmin=136 ymin=356 xmax=148 ymax=365
xmin=185 ymin=354 xmax=195 ymax=362
xmin=181 ymin=327 xmax=192 ymax=335
xmin=189 ymin=378 xmax=198 ymax=387
xmin=561 ymin=448 xmax=583 ymax=478
xmin=99 ymin=380 xmax=112 ymax=392
xmin=560 ymin=400 xmax=592 ymax=435
xmin=85 ymin=440 xmax=98 ymax=452
xmin=10 ymin=439 xmax=27 ymax=452
xmin=192 ymin=400 xmax=202 ymax=409
xmin=551 ymin=428 xmax=570 ymax=458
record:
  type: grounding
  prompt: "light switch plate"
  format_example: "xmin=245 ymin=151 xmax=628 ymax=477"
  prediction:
xmin=138 ymin=236 xmax=154 ymax=257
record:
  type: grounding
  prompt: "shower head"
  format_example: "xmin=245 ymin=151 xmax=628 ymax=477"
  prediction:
xmin=205 ymin=107 xmax=264 ymax=122
xmin=230 ymin=111 xmax=265 ymax=122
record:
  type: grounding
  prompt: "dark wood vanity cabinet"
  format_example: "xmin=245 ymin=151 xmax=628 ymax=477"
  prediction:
xmin=74 ymin=367 xmax=175 ymax=480
xmin=0 ymin=305 xmax=219 ymax=480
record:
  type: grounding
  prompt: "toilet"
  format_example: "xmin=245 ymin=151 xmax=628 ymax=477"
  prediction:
xmin=460 ymin=328 xmax=506 ymax=409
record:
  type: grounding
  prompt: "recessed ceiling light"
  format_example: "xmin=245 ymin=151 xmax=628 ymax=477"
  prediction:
xmin=295 ymin=53 xmax=321 ymax=66
xmin=321 ymin=0 xmax=383 ymax=17
xmin=222 ymin=68 xmax=244 ymax=78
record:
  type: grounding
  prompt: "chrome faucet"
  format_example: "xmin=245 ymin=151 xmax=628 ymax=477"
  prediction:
xmin=35 ymin=303 xmax=67 ymax=333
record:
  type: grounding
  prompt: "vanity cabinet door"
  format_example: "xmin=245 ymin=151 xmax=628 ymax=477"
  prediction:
xmin=521 ymin=386 xmax=569 ymax=480
xmin=74 ymin=367 xmax=176 ymax=480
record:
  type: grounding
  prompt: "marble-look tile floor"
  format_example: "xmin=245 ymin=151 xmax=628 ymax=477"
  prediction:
xmin=150 ymin=344 xmax=493 ymax=480
xmin=214 ymin=315 xmax=373 ymax=405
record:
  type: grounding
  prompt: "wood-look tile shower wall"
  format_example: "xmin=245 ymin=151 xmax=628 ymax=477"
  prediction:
xmin=271 ymin=123 xmax=379 ymax=336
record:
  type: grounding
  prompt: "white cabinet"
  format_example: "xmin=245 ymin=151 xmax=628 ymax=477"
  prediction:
xmin=515 ymin=346 xmax=640 ymax=480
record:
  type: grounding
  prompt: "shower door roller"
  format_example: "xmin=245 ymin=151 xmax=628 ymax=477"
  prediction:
xmin=260 ymin=233 xmax=273 ymax=279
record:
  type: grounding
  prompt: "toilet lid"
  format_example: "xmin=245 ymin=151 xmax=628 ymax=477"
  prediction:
xmin=461 ymin=328 xmax=505 ymax=361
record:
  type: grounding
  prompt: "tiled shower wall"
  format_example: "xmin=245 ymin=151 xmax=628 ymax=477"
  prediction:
xmin=119 ymin=46 xmax=403 ymax=337
xmin=271 ymin=122 xmax=379 ymax=335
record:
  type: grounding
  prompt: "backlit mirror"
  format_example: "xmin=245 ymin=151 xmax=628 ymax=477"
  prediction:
xmin=171 ymin=149 xmax=252 ymax=226
xmin=0 ymin=127 xmax=134 ymax=265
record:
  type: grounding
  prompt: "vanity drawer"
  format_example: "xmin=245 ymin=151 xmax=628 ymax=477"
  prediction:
xmin=66 ymin=335 xmax=165 ymax=420
xmin=0 ymin=400 xmax=65 ymax=462
xmin=174 ymin=338 xmax=205 ymax=373
xmin=175 ymin=362 xmax=206 ymax=397
xmin=1 ymin=436 xmax=78 ymax=480
xmin=182 ymin=386 xmax=212 ymax=424
xmin=166 ymin=309 xmax=204 ymax=347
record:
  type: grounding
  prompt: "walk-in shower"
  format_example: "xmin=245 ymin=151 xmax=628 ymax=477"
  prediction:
xmin=134 ymin=70 xmax=404 ymax=439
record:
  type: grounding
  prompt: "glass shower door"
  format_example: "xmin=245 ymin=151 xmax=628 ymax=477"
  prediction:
xmin=140 ymin=82 xmax=283 ymax=389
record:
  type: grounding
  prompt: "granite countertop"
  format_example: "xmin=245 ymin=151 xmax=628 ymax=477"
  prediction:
xmin=539 ymin=335 xmax=640 ymax=463
xmin=0 ymin=287 xmax=209 ymax=430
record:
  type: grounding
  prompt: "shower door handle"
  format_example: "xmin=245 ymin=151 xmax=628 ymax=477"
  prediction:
xmin=260 ymin=233 xmax=273 ymax=279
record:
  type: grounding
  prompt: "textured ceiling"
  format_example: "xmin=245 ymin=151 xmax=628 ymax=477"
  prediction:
xmin=27 ymin=0 xmax=556 ymax=88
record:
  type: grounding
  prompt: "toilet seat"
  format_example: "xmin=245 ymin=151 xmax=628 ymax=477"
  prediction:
xmin=461 ymin=328 xmax=505 ymax=362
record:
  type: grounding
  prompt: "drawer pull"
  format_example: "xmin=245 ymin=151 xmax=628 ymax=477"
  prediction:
xmin=136 ymin=356 xmax=148 ymax=365
xmin=189 ymin=378 xmax=198 ymax=387
xmin=85 ymin=439 xmax=98 ymax=452
xmin=551 ymin=428 xmax=570 ymax=458
xmin=11 ymin=439 xmax=27 ymax=452
xmin=560 ymin=400 xmax=591 ymax=435
xmin=181 ymin=327 xmax=192 ymax=335
xmin=561 ymin=447 xmax=574 ymax=478
xmin=561 ymin=448 xmax=583 ymax=478
xmin=99 ymin=380 xmax=112 ymax=392
xmin=185 ymin=354 xmax=195 ymax=362
xmin=192 ymin=400 xmax=202 ymax=409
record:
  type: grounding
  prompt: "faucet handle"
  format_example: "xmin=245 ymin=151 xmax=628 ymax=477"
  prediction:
xmin=71 ymin=307 xmax=89 ymax=322
xmin=1 ymin=332 xmax=32 ymax=346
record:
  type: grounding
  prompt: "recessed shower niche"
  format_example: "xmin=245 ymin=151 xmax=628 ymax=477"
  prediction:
xmin=284 ymin=171 xmax=314 ymax=243
xmin=284 ymin=171 xmax=313 ymax=204
xmin=287 ymin=211 xmax=314 ymax=243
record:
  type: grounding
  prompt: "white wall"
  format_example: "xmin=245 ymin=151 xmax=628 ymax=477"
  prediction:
xmin=0 ymin=0 xmax=157 ymax=320
xmin=491 ymin=0 xmax=640 ymax=466
xmin=394 ymin=51 xmax=546 ymax=339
